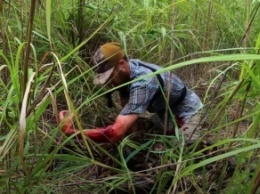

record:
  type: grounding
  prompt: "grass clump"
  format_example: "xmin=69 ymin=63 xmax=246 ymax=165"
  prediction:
xmin=1 ymin=0 xmax=260 ymax=193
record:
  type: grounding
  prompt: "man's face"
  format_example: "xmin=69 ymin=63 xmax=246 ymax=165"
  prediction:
xmin=104 ymin=64 xmax=121 ymax=87
xmin=105 ymin=59 xmax=129 ymax=87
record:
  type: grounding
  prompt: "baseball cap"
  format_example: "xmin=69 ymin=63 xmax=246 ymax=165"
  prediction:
xmin=93 ymin=42 xmax=125 ymax=85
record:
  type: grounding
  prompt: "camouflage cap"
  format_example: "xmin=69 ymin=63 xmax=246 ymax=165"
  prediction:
xmin=93 ymin=42 xmax=125 ymax=85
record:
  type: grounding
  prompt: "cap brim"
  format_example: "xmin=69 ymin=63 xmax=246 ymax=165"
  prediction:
xmin=93 ymin=67 xmax=114 ymax=85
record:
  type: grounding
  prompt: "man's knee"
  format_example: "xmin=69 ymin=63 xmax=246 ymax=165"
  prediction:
xmin=178 ymin=114 xmax=203 ymax=142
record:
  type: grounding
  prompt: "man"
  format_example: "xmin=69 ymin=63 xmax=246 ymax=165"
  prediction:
xmin=59 ymin=42 xmax=203 ymax=143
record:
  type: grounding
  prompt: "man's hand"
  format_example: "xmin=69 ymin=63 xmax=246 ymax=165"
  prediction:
xmin=59 ymin=110 xmax=77 ymax=135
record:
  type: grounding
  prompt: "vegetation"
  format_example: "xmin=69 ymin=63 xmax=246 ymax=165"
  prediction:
xmin=0 ymin=0 xmax=260 ymax=193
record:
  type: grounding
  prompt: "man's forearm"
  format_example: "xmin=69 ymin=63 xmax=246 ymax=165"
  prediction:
xmin=61 ymin=124 xmax=123 ymax=143
xmin=59 ymin=111 xmax=136 ymax=143
xmin=59 ymin=111 xmax=125 ymax=143
xmin=83 ymin=125 xmax=122 ymax=143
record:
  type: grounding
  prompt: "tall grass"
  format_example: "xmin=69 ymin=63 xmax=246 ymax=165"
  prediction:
xmin=0 ymin=0 xmax=260 ymax=193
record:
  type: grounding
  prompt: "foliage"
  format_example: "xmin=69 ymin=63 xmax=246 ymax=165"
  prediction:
xmin=0 ymin=0 xmax=260 ymax=193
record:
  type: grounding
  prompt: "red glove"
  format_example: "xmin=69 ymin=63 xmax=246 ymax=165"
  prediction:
xmin=176 ymin=116 xmax=185 ymax=128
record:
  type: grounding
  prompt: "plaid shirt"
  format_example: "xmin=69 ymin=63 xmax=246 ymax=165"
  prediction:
xmin=120 ymin=59 xmax=203 ymax=123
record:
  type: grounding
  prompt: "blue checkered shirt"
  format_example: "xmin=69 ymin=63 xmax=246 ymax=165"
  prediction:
xmin=120 ymin=59 xmax=203 ymax=123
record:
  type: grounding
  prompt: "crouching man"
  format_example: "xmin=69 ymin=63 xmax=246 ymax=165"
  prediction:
xmin=59 ymin=42 xmax=203 ymax=143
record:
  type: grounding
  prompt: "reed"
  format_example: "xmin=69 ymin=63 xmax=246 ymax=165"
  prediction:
xmin=0 ymin=0 xmax=260 ymax=193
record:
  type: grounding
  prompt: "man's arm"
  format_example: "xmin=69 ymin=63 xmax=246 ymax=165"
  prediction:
xmin=59 ymin=110 xmax=139 ymax=143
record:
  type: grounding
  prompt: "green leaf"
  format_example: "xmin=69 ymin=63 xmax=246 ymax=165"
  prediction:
xmin=46 ymin=0 xmax=52 ymax=45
